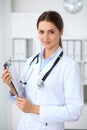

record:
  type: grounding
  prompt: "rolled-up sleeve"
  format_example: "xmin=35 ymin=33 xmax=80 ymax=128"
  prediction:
xmin=9 ymin=91 xmax=17 ymax=104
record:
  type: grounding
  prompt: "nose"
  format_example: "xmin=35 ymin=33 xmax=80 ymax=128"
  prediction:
xmin=43 ymin=33 xmax=49 ymax=41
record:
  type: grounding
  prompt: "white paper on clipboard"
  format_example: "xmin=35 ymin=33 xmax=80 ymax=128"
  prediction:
xmin=3 ymin=59 xmax=25 ymax=97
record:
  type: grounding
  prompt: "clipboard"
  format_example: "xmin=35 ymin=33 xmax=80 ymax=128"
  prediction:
xmin=3 ymin=58 xmax=24 ymax=97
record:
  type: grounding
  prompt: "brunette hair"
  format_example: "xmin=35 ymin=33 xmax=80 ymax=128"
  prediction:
xmin=37 ymin=11 xmax=64 ymax=48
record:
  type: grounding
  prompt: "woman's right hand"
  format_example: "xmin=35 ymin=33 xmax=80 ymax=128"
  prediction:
xmin=2 ymin=69 xmax=12 ymax=87
xmin=2 ymin=69 xmax=17 ymax=96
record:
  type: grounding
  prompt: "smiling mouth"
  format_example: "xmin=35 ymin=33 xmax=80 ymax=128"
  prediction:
xmin=44 ymin=41 xmax=51 ymax=45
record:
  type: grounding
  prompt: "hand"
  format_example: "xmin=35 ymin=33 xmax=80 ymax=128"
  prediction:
xmin=2 ymin=69 xmax=18 ymax=96
xmin=2 ymin=69 xmax=12 ymax=87
xmin=17 ymin=97 xmax=34 ymax=113
xmin=17 ymin=97 xmax=40 ymax=114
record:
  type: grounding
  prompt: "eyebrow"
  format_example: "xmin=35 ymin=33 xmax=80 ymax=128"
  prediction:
xmin=38 ymin=29 xmax=55 ymax=31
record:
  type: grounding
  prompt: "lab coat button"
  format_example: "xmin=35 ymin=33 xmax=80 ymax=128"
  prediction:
xmin=45 ymin=123 xmax=48 ymax=126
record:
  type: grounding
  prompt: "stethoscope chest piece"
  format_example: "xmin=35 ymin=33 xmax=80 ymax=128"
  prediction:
xmin=37 ymin=79 xmax=45 ymax=89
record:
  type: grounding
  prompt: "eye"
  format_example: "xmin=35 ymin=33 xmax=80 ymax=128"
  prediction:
xmin=49 ymin=30 xmax=55 ymax=34
xmin=38 ymin=30 xmax=44 ymax=34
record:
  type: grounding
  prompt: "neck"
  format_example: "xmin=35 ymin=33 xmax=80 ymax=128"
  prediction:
xmin=44 ymin=45 xmax=59 ymax=59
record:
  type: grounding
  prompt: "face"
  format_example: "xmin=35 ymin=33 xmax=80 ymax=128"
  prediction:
xmin=38 ymin=21 xmax=63 ymax=51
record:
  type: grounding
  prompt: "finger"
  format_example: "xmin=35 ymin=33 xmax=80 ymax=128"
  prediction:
xmin=2 ymin=73 xmax=12 ymax=82
xmin=17 ymin=98 xmax=27 ymax=108
xmin=17 ymin=99 xmax=26 ymax=111
xmin=2 ymin=69 xmax=10 ymax=78
xmin=2 ymin=69 xmax=8 ymax=78
xmin=6 ymin=76 xmax=12 ymax=82
xmin=17 ymin=103 xmax=24 ymax=110
xmin=17 ymin=99 xmax=23 ymax=104
xmin=17 ymin=97 xmax=25 ymax=102
xmin=17 ymin=101 xmax=24 ymax=106
xmin=17 ymin=97 xmax=24 ymax=105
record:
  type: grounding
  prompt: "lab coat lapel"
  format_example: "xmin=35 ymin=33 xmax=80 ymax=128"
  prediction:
xmin=38 ymin=48 xmax=63 ymax=80
xmin=38 ymin=55 xmax=57 ymax=80
xmin=32 ymin=57 xmax=41 ymax=77
xmin=30 ymin=56 xmax=53 ymax=81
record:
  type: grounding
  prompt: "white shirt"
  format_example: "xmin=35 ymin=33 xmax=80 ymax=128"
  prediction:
xmin=10 ymin=47 xmax=84 ymax=130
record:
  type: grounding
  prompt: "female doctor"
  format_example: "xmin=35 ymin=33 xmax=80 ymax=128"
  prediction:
xmin=2 ymin=11 xmax=83 ymax=130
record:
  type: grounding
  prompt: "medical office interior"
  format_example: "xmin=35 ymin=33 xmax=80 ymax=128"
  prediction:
xmin=0 ymin=0 xmax=87 ymax=130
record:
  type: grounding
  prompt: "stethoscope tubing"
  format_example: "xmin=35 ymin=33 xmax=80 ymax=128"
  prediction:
xmin=20 ymin=51 xmax=63 ymax=89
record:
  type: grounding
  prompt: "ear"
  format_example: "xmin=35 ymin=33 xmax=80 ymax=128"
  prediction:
xmin=60 ymin=29 xmax=63 ymax=36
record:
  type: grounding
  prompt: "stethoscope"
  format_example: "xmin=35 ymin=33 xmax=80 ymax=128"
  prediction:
xmin=20 ymin=51 xmax=63 ymax=89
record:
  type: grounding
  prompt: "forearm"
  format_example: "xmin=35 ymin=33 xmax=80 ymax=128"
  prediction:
xmin=39 ymin=104 xmax=83 ymax=122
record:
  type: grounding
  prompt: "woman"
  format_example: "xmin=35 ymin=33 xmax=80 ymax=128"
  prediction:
xmin=2 ymin=11 xmax=83 ymax=130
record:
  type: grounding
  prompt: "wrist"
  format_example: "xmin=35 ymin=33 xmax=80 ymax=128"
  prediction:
xmin=32 ymin=104 xmax=40 ymax=114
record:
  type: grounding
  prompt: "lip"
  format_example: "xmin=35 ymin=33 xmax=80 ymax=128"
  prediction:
xmin=44 ymin=41 xmax=51 ymax=45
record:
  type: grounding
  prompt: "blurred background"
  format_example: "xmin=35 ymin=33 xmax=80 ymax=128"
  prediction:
xmin=0 ymin=0 xmax=87 ymax=130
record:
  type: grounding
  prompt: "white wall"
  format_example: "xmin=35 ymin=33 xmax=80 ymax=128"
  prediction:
xmin=0 ymin=0 xmax=12 ymax=129
xmin=11 ymin=0 xmax=87 ymax=39
xmin=0 ymin=1 xmax=6 ymax=129
xmin=11 ymin=0 xmax=64 ymax=13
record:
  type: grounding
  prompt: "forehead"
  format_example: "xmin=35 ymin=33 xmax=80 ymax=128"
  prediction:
xmin=38 ymin=21 xmax=57 ymax=30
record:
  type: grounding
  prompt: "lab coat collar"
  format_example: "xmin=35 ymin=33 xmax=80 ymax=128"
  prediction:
xmin=38 ymin=46 xmax=63 ymax=81
xmin=39 ymin=46 xmax=62 ymax=60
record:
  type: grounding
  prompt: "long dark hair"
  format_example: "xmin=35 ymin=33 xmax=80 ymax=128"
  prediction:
xmin=37 ymin=11 xmax=64 ymax=48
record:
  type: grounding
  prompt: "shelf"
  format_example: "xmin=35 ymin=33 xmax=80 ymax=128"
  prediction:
xmin=83 ymin=82 xmax=87 ymax=86
xmin=13 ymin=59 xmax=26 ymax=62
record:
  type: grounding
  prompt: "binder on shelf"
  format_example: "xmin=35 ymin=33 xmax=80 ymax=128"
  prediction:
xmin=33 ymin=38 xmax=42 ymax=55
xmin=84 ymin=86 xmax=87 ymax=103
xmin=26 ymin=39 xmax=34 ymax=57
xmin=67 ymin=40 xmax=74 ymax=59
xmin=13 ymin=61 xmax=25 ymax=76
xmin=74 ymin=40 xmax=81 ymax=61
xmin=83 ymin=63 xmax=87 ymax=83
xmin=13 ymin=62 xmax=20 ymax=75
xmin=13 ymin=39 xmax=26 ymax=60
xmin=62 ymin=40 xmax=68 ymax=55
xmin=83 ymin=40 xmax=87 ymax=61
xmin=19 ymin=62 xmax=25 ymax=75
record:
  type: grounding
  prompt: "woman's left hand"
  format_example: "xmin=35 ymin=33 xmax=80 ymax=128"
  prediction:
xmin=16 ymin=97 xmax=33 ymax=113
xmin=16 ymin=97 xmax=40 ymax=114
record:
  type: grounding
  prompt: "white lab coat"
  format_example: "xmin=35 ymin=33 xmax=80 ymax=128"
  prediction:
xmin=12 ymin=48 xmax=83 ymax=130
